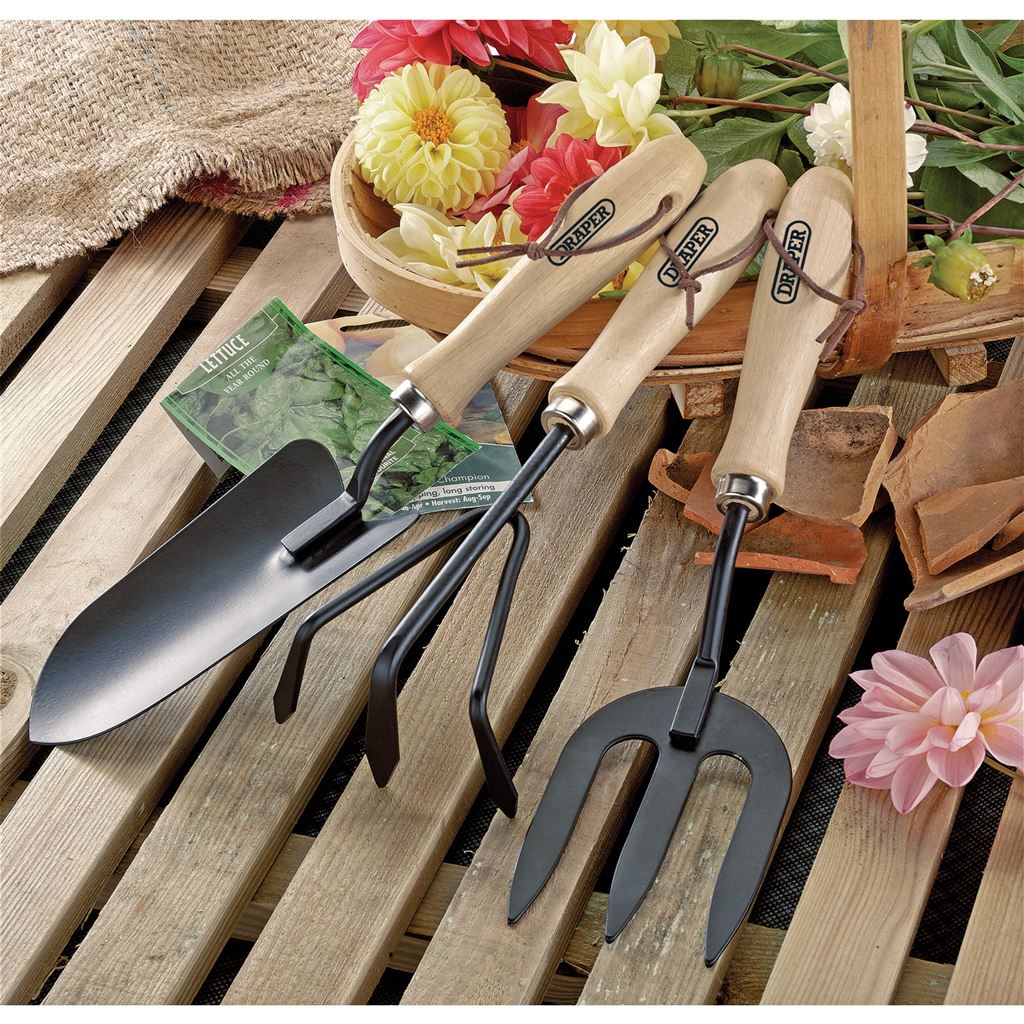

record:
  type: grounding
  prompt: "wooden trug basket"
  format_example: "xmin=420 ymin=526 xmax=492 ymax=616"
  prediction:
xmin=332 ymin=21 xmax=1022 ymax=391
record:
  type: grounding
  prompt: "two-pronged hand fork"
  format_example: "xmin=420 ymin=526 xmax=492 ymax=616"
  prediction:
xmin=510 ymin=165 xmax=858 ymax=966
xmin=363 ymin=160 xmax=790 ymax=816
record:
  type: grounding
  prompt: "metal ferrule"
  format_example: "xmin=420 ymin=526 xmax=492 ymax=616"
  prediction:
xmin=714 ymin=473 xmax=773 ymax=522
xmin=390 ymin=379 xmax=438 ymax=432
xmin=540 ymin=395 xmax=601 ymax=450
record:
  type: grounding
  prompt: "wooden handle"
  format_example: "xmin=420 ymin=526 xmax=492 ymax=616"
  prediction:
xmin=403 ymin=134 xmax=706 ymax=424
xmin=712 ymin=165 xmax=855 ymax=508
xmin=548 ymin=160 xmax=787 ymax=438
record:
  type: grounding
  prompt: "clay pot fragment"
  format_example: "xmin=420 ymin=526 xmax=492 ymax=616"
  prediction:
xmin=648 ymin=450 xmax=714 ymax=505
xmin=883 ymin=378 xmax=1024 ymax=610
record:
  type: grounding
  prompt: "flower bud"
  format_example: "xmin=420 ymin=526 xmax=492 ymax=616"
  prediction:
xmin=918 ymin=231 xmax=998 ymax=304
xmin=695 ymin=50 xmax=744 ymax=100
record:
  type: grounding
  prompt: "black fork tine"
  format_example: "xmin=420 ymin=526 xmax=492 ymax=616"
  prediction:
xmin=703 ymin=697 xmax=791 ymax=966
xmin=605 ymin=732 xmax=702 ymax=941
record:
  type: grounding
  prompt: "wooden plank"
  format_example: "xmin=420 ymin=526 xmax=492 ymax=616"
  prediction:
xmin=81 ymin=245 xmax=368 ymax=324
xmin=0 ymin=256 xmax=89 ymax=373
xmin=0 ymin=216 xmax=358 ymax=1005
xmin=218 ymin=387 xmax=670 ymax=1005
xmin=930 ymin=344 xmax=988 ymax=387
xmin=761 ymin=575 xmax=1024 ymax=1004
xmin=944 ymin=776 xmax=1024 ymax=1004
xmin=670 ymin=380 xmax=725 ymax=419
xmin=576 ymin=354 xmax=950 ymax=1004
xmin=0 ymin=213 xmax=352 ymax=794
xmin=402 ymin=411 xmax=732 ymax=1005
xmin=44 ymin=373 xmax=544 ymax=1005
xmin=0 ymin=203 xmax=245 ymax=565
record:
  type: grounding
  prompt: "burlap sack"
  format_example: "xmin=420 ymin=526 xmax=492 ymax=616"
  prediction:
xmin=0 ymin=20 xmax=364 ymax=273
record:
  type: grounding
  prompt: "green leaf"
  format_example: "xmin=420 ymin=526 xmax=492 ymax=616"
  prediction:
xmin=923 ymin=138 xmax=996 ymax=168
xmin=913 ymin=33 xmax=947 ymax=67
xmin=955 ymin=21 xmax=1024 ymax=121
xmin=787 ymin=118 xmax=815 ymax=161
xmin=979 ymin=20 xmax=1019 ymax=50
xmin=974 ymin=75 xmax=1024 ymax=122
xmin=661 ymin=33 xmax=699 ymax=95
xmin=922 ymin=165 xmax=1024 ymax=233
xmin=998 ymin=50 xmax=1024 ymax=73
xmin=688 ymin=116 xmax=788 ymax=184
xmin=778 ymin=147 xmax=806 ymax=186
xmin=931 ymin=22 xmax=966 ymax=66
xmin=957 ymin=162 xmax=1024 ymax=204
xmin=676 ymin=20 xmax=834 ymax=60
xmin=980 ymin=124 xmax=1024 ymax=166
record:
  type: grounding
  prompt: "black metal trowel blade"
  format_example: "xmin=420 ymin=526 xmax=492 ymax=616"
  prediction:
xmin=29 ymin=439 xmax=417 ymax=744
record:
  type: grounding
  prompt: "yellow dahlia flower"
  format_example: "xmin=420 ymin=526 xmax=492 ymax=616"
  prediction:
xmin=379 ymin=203 xmax=527 ymax=292
xmin=568 ymin=20 xmax=681 ymax=59
xmin=354 ymin=63 xmax=511 ymax=212
xmin=538 ymin=22 xmax=680 ymax=150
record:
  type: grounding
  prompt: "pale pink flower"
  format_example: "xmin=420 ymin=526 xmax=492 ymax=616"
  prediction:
xmin=829 ymin=633 xmax=1023 ymax=814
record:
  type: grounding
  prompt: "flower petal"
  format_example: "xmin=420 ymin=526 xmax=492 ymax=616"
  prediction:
xmin=921 ymin=686 xmax=967 ymax=726
xmin=926 ymin=737 xmax=985 ymax=788
xmin=890 ymin=755 xmax=938 ymax=814
xmin=975 ymin=645 xmax=1024 ymax=694
xmin=930 ymin=633 xmax=978 ymax=691
xmin=885 ymin=714 xmax=934 ymax=755
xmin=981 ymin=721 xmax=1024 ymax=768
xmin=829 ymin=724 xmax=884 ymax=760
xmin=950 ymin=711 xmax=981 ymax=751
xmin=871 ymin=650 xmax=945 ymax=700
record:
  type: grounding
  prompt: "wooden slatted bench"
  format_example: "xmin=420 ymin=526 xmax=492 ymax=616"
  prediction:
xmin=1 ymin=206 xmax=1021 ymax=1005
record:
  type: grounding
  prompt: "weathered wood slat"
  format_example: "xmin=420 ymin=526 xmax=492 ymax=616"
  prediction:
xmin=930 ymin=344 xmax=988 ymax=387
xmin=402 ymin=411 xmax=731 ymax=1005
xmin=220 ymin=387 xmax=670 ymax=1004
xmin=0 ymin=203 xmax=245 ymax=565
xmin=760 ymin=575 xmax=1024 ymax=1004
xmin=0 ymin=256 xmax=89 ymax=373
xmin=0 ymin=214 xmax=352 ymax=794
xmin=943 ymin=776 xmax=1024 ymax=1005
xmin=0 ymin=216 xmax=357 ymax=1005
xmin=577 ymin=353 xmax=951 ymax=1004
xmin=44 ymin=373 xmax=544 ymax=1005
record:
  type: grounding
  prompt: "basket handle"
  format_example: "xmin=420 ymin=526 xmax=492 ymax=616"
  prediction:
xmin=399 ymin=134 xmax=706 ymax=427
xmin=545 ymin=160 xmax=788 ymax=441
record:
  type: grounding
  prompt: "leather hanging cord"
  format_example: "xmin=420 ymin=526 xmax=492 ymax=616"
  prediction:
xmin=455 ymin=176 xmax=675 ymax=268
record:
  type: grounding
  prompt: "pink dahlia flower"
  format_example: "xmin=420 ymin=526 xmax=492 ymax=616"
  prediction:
xmin=352 ymin=20 xmax=571 ymax=101
xmin=829 ymin=633 xmax=1023 ymax=814
xmin=512 ymin=133 xmax=629 ymax=241
xmin=457 ymin=96 xmax=563 ymax=221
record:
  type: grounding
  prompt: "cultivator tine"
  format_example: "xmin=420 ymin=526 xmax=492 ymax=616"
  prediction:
xmin=704 ymin=697 xmax=791 ymax=966
xmin=605 ymin=732 xmax=702 ymax=941
xmin=274 ymin=508 xmax=488 ymax=722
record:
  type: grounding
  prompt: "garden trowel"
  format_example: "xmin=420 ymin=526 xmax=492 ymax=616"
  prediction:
xmin=510 ymin=166 xmax=857 ymax=965
xmin=29 ymin=133 xmax=705 ymax=745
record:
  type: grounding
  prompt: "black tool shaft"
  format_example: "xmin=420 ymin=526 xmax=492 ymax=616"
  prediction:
xmin=365 ymin=423 xmax=573 ymax=786
xmin=669 ymin=501 xmax=749 ymax=747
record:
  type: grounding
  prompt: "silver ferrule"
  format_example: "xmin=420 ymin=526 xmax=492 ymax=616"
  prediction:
xmin=390 ymin=379 xmax=438 ymax=432
xmin=714 ymin=473 xmax=773 ymax=522
xmin=540 ymin=395 xmax=601 ymax=450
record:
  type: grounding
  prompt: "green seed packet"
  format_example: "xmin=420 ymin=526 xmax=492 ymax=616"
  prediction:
xmin=162 ymin=298 xmax=479 ymax=519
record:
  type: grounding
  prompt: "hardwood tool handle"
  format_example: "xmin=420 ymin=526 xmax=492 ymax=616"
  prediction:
xmin=547 ymin=160 xmax=788 ymax=440
xmin=712 ymin=165 xmax=855 ymax=513
xmin=402 ymin=134 xmax=706 ymax=426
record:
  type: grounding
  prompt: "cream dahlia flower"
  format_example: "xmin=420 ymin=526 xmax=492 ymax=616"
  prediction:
xmin=568 ymin=20 xmax=681 ymax=59
xmin=538 ymin=22 xmax=680 ymax=149
xmin=354 ymin=62 xmax=511 ymax=212
xmin=379 ymin=203 xmax=526 ymax=292
xmin=805 ymin=83 xmax=928 ymax=188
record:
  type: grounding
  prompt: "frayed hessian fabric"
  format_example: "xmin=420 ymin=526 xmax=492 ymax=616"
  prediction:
xmin=0 ymin=20 xmax=364 ymax=273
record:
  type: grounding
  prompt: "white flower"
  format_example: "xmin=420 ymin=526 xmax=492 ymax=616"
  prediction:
xmin=804 ymin=83 xmax=927 ymax=187
xmin=761 ymin=20 xmax=800 ymax=29
xmin=379 ymin=203 xmax=526 ymax=292
xmin=537 ymin=22 xmax=680 ymax=149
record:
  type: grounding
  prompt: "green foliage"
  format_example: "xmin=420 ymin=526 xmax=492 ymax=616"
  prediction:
xmin=656 ymin=19 xmax=1022 ymax=250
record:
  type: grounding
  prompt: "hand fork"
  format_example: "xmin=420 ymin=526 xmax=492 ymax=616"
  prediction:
xmin=362 ymin=159 xmax=790 ymax=814
xmin=511 ymin=165 xmax=857 ymax=965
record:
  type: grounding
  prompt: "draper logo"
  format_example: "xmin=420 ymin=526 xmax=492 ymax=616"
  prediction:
xmin=770 ymin=220 xmax=813 ymax=304
xmin=657 ymin=216 xmax=719 ymax=287
xmin=547 ymin=199 xmax=616 ymax=266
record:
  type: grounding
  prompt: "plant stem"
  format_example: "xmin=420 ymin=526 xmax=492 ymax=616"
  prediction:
xmin=950 ymin=169 xmax=1024 ymax=240
xmin=724 ymin=42 xmax=1001 ymax=126
xmin=665 ymin=72 xmax=828 ymax=119
xmin=667 ymin=95 xmax=811 ymax=116
xmin=908 ymin=202 xmax=1024 ymax=238
xmin=914 ymin=120 xmax=1024 ymax=152
xmin=904 ymin=21 xmax=934 ymax=123
xmin=490 ymin=57 xmax=562 ymax=85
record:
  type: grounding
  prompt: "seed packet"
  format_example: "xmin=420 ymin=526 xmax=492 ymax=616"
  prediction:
xmin=162 ymin=298 xmax=479 ymax=518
